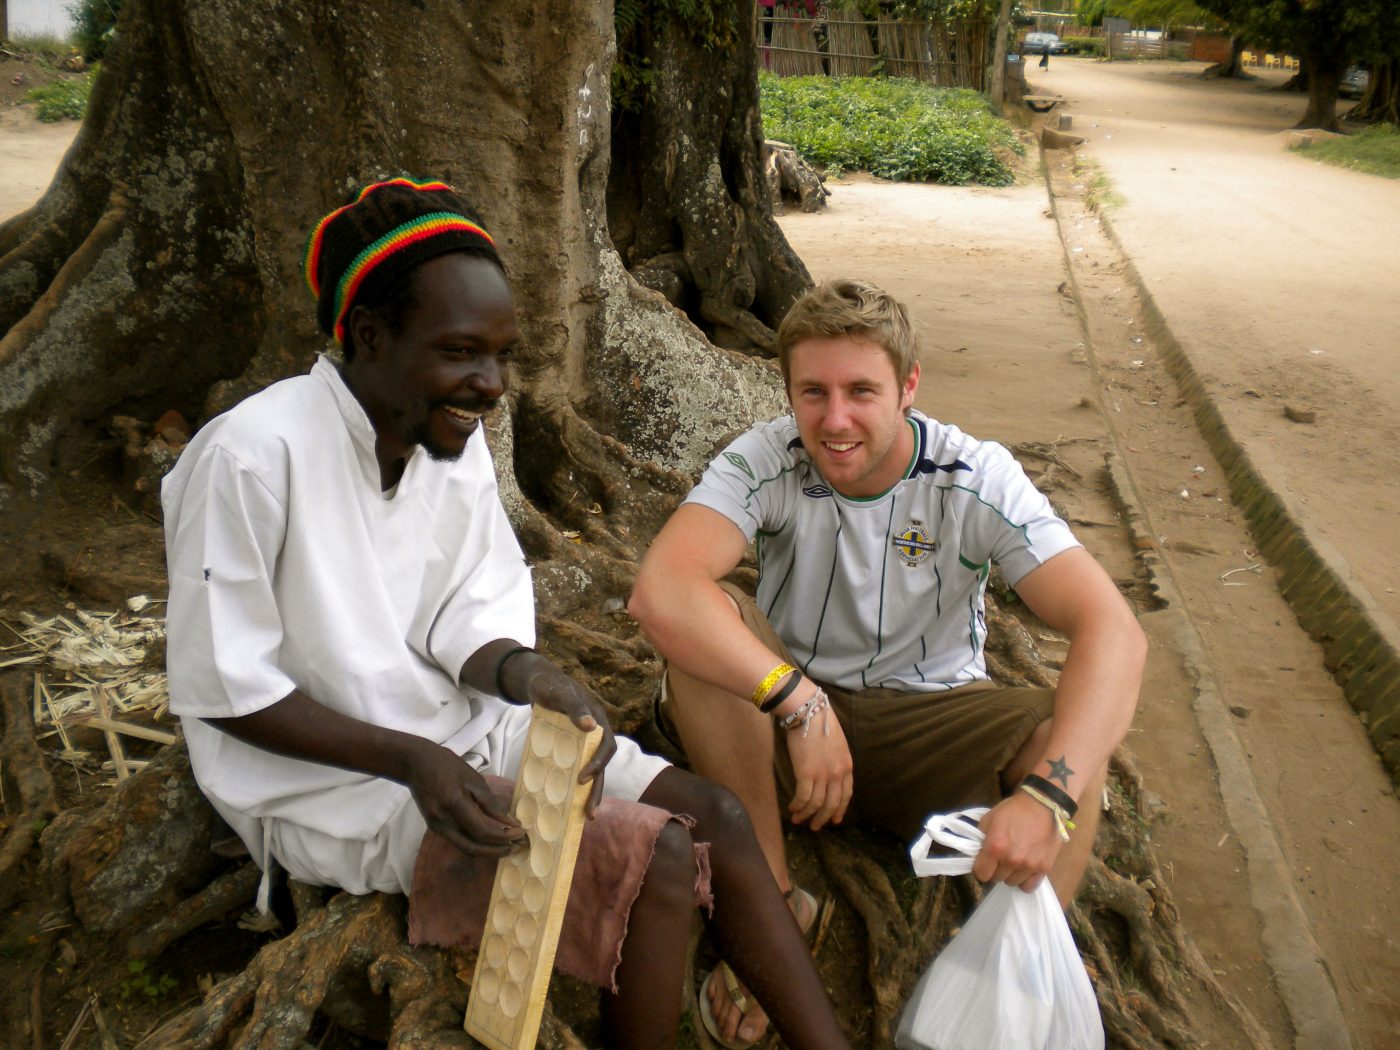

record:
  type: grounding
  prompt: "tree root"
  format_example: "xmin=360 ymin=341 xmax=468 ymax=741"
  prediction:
xmin=0 ymin=674 xmax=58 ymax=912
xmin=765 ymin=140 xmax=829 ymax=214
xmin=15 ymin=530 xmax=1274 ymax=1048
xmin=127 ymin=863 xmax=260 ymax=961
xmin=816 ymin=834 xmax=918 ymax=1045
xmin=135 ymin=890 xmax=592 ymax=1049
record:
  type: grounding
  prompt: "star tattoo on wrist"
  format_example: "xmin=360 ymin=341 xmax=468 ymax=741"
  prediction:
xmin=1047 ymin=755 xmax=1074 ymax=788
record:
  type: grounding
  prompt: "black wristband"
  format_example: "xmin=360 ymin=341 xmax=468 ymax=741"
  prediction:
xmin=494 ymin=645 xmax=538 ymax=701
xmin=1021 ymin=773 xmax=1078 ymax=818
xmin=759 ymin=670 xmax=803 ymax=713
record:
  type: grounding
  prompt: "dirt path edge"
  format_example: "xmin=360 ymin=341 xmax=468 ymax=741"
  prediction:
xmin=1089 ymin=187 xmax=1400 ymax=794
xmin=1040 ymin=149 xmax=1359 ymax=1050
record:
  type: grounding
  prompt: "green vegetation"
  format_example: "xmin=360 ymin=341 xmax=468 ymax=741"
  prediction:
xmin=759 ymin=73 xmax=1022 ymax=186
xmin=1292 ymin=124 xmax=1400 ymax=179
xmin=118 ymin=961 xmax=177 ymax=1003
xmin=23 ymin=70 xmax=95 ymax=121
xmin=70 ymin=0 xmax=123 ymax=62
xmin=1061 ymin=36 xmax=1106 ymax=57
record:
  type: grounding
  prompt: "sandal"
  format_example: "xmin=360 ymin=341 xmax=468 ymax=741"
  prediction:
xmin=698 ymin=963 xmax=765 ymax=1050
xmin=696 ymin=885 xmax=835 ymax=1049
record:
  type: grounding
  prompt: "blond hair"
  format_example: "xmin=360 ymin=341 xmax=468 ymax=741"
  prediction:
xmin=777 ymin=279 xmax=918 ymax=385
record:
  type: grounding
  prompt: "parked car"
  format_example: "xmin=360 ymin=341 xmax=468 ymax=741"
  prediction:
xmin=1339 ymin=66 xmax=1370 ymax=99
xmin=1023 ymin=32 xmax=1066 ymax=55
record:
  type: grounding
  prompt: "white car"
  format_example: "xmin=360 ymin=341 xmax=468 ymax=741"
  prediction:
xmin=1023 ymin=32 xmax=1065 ymax=55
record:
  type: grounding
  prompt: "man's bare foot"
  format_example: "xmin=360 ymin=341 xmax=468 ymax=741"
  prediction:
xmin=698 ymin=885 xmax=825 ymax=1047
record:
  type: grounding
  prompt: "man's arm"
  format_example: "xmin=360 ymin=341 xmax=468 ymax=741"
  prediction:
xmin=630 ymin=505 xmax=780 ymax=698
xmin=629 ymin=504 xmax=854 ymax=829
xmin=207 ymin=687 xmax=525 ymax=858
xmin=207 ymin=638 xmax=621 ymax=857
xmin=973 ymin=546 xmax=1146 ymax=888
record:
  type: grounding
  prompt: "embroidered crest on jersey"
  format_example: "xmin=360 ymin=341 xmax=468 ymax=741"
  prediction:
xmin=802 ymin=484 xmax=833 ymax=499
xmin=723 ymin=452 xmax=755 ymax=480
xmin=893 ymin=520 xmax=936 ymax=566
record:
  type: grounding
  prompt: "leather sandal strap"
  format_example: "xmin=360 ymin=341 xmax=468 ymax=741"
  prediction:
xmin=720 ymin=962 xmax=755 ymax=1015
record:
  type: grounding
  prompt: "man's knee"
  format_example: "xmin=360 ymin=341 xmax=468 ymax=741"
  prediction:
xmin=679 ymin=779 xmax=758 ymax=847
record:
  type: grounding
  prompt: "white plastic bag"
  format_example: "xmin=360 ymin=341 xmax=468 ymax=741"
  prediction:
xmin=894 ymin=809 xmax=1103 ymax=1050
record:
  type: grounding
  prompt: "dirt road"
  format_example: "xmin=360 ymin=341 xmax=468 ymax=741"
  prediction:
xmin=1036 ymin=58 xmax=1400 ymax=634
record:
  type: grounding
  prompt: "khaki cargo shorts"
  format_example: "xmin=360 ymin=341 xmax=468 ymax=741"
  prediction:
xmin=723 ymin=582 xmax=1054 ymax=841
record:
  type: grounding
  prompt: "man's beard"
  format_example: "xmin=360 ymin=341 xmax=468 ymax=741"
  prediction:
xmin=405 ymin=419 xmax=467 ymax=462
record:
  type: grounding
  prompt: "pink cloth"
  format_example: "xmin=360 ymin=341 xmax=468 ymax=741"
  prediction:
xmin=408 ymin=776 xmax=712 ymax=992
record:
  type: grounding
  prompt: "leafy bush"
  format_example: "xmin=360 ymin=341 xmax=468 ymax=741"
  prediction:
xmin=1292 ymin=124 xmax=1400 ymax=180
xmin=22 ymin=71 xmax=95 ymax=121
xmin=1060 ymin=36 xmax=1104 ymax=57
xmin=69 ymin=0 xmax=122 ymax=62
xmin=759 ymin=74 xmax=1022 ymax=186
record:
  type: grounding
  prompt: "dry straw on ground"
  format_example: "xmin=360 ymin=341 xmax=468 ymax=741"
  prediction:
xmin=1 ymin=597 xmax=174 ymax=783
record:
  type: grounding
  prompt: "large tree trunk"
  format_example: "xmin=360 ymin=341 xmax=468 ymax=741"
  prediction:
xmin=0 ymin=0 xmax=783 ymax=537
xmin=608 ymin=1 xmax=809 ymax=354
xmin=1346 ymin=59 xmax=1400 ymax=125
xmin=1202 ymin=35 xmax=1246 ymax=79
xmin=1295 ymin=51 xmax=1346 ymax=131
xmin=1 ymin=2 xmax=1275 ymax=1047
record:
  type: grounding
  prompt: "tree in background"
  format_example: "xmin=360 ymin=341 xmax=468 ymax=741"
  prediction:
xmin=70 ymin=0 xmax=123 ymax=61
xmin=1193 ymin=0 xmax=1399 ymax=129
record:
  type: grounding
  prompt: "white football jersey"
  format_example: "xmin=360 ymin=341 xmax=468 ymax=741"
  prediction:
xmin=684 ymin=411 xmax=1081 ymax=691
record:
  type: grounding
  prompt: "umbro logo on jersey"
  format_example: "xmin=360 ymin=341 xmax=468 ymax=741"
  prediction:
xmin=893 ymin=520 xmax=936 ymax=566
xmin=802 ymin=484 xmax=833 ymax=499
xmin=723 ymin=452 xmax=755 ymax=480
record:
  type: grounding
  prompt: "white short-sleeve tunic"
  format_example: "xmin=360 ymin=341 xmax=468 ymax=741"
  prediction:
xmin=162 ymin=356 xmax=534 ymax=854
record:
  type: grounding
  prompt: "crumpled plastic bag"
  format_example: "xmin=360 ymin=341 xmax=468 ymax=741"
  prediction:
xmin=894 ymin=809 xmax=1104 ymax=1050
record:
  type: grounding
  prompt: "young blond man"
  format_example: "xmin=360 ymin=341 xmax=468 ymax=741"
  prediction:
xmin=630 ymin=278 xmax=1145 ymax=1048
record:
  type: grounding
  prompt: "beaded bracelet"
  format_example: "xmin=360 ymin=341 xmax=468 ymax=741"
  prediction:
xmin=752 ymin=662 xmax=798 ymax=707
xmin=777 ymin=688 xmax=830 ymax=738
xmin=494 ymin=645 xmax=538 ymax=702
xmin=759 ymin=670 xmax=803 ymax=713
xmin=1021 ymin=773 xmax=1078 ymax=819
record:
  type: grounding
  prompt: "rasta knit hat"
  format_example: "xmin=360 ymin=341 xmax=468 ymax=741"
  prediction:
xmin=303 ymin=178 xmax=498 ymax=345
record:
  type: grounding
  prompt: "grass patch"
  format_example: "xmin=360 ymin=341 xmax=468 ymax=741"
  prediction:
xmin=1293 ymin=124 xmax=1400 ymax=179
xmin=759 ymin=73 xmax=1022 ymax=186
xmin=4 ymin=31 xmax=73 ymax=62
xmin=22 ymin=70 xmax=95 ymax=121
xmin=1072 ymin=157 xmax=1125 ymax=211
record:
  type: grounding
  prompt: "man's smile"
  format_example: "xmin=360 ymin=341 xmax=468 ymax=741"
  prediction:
xmin=438 ymin=403 xmax=491 ymax=430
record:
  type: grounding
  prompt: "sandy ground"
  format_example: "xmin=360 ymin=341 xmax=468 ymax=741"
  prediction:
xmin=1039 ymin=58 xmax=1400 ymax=635
xmin=0 ymin=107 xmax=78 ymax=218
xmin=5 ymin=71 xmax=1400 ymax=1047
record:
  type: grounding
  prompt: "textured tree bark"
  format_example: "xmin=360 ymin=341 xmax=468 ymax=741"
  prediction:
xmin=1296 ymin=51 xmax=1345 ymax=131
xmin=0 ymin=0 xmax=786 ymax=562
xmin=608 ymin=0 xmax=810 ymax=354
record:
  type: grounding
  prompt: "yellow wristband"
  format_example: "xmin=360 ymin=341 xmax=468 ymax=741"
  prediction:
xmin=752 ymin=662 xmax=797 ymax=707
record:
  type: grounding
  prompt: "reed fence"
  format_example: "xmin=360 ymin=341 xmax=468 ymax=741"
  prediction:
xmin=757 ymin=13 xmax=992 ymax=91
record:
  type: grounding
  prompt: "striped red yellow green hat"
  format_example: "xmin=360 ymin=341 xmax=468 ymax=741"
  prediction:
xmin=303 ymin=178 xmax=497 ymax=345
